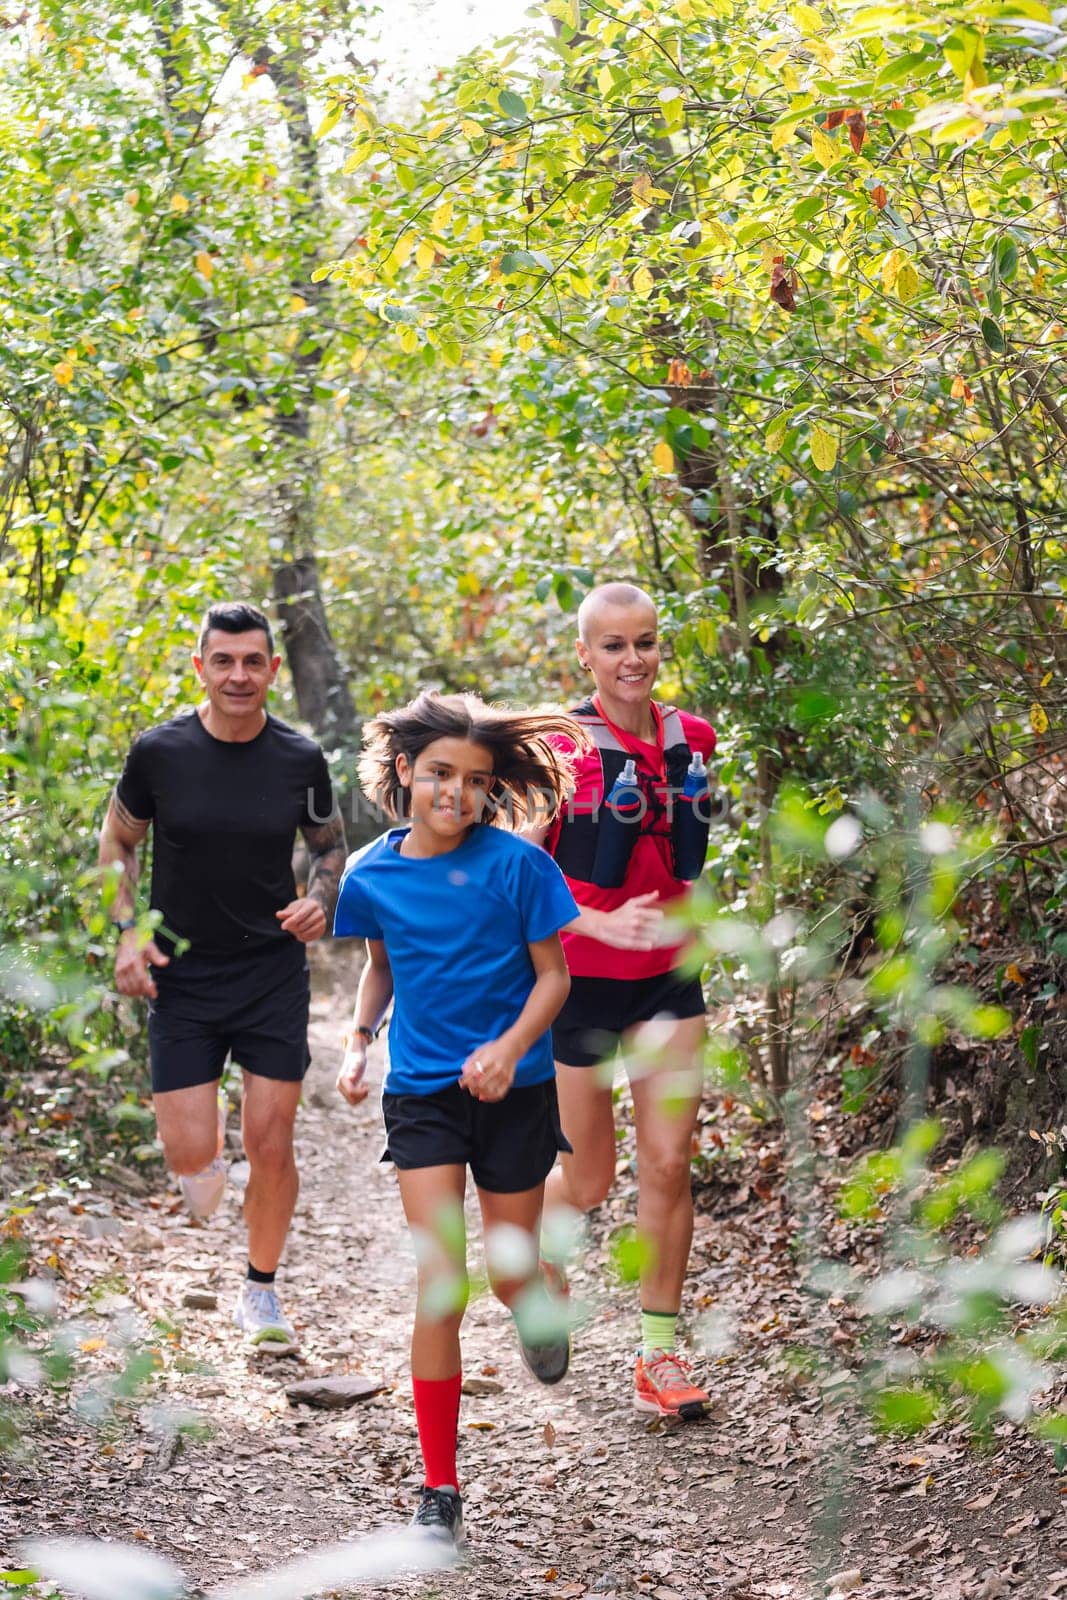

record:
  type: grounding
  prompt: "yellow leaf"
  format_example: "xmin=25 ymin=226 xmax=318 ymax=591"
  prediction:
xmin=632 ymin=263 xmax=655 ymax=297
xmin=461 ymin=119 xmax=485 ymax=141
xmin=517 ymin=331 xmax=534 ymax=353
xmin=895 ymin=261 xmax=920 ymax=303
xmin=766 ymin=414 xmax=788 ymax=454
xmin=782 ymin=62 xmax=800 ymax=92
xmin=808 ymin=38 xmax=839 ymax=68
xmin=80 ymin=1337 xmax=106 ymax=1352
xmin=597 ymin=63 xmax=614 ymax=97
xmin=489 ymin=346 xmax=505 ymax=367
xmin=1005 ymin=962 xmax=1025 ymax=985
xmin=398 ymin=325 xmax=419 ymax=354
xmin=696 ymin=618 xmax=718 ymax=655
xmin=290 ymin=294 xmax=307 ymax=313
xmin=1030 ymin=702 xmax=1049 ymax=735
xmin=950 ymin=374 xmax=966 ymax=399
xmin=134 ymin=471 xmax=149 ymax=489
xmin=415 ymin=240 xmax=435 ymax=271
xmin=52 ymin=361 xmax=74 ymax=386
xmin=632 ymin=171 xmax=653 ymax=205
xmin=1041 ymin=670 xmax=1053 ymax=688
xmin=791 ymin=2 xmax=823 ymax=33
xmin=242 ymin=252 xmax=255 ymax=272
xmin=349 ymin=346 xmax=368 ymax=373
xmin=882 ymin=249 xmax=902 ymax=292
xmin=652 ymin=439 xmax=675 ymax=473
xmin=810 ymin=423 xmax=837 ymax=472
xmin=771 ymin=121 xmax=796 ymax=152
xmin=170 ymin=192 xmax=189 ymax=214
xmin=194 ymin=251 xmax=214 ymax=280
xmin=431 ymin=198 xmax=453 ymax=233
xmin=811 ymin=125 xmax=838 ymax=169
xmin=125 ymin=188 xmax=139 ymax=207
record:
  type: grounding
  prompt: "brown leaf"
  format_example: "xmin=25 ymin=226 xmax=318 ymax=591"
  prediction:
xmin=768 ymin=255 xmax=798 ymax=312
xmin=965 ymin=1487 xmax=999 ymax=1510
xmin=872 ymin=184 xmax=888 ymax=209
xmin=543 ymin=1420 xmax=557 ymax=1447
xmin=845 ymin=109 xmax=867 ymax=153
xmin=825 ymin=109 xmax=846 ymax=130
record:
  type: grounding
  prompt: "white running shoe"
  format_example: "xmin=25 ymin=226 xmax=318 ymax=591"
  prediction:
xmin=233 ymin=1282 xmax=297 ymax=1348
xmin=178 ymin=1088 xmax=228 ymax=1220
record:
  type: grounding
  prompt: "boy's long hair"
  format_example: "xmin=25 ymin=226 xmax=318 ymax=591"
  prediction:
xmin=358 ymin=690 xmax=588 ymax=828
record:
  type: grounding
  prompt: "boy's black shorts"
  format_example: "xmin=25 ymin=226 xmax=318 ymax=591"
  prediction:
xmin=147 ymin=944 xmax=311 ymax=1094
xmin=381 ymin=1079 xmax=571 ymax=1194
xmin=551 ymin=969 xmax=705 ymax=1068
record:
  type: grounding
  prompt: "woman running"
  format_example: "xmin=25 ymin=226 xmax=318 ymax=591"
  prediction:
xmin=334 ymin=691 xmax=582 ymax=1545
xmin=540 ymin=581 xmax=716 ymax=1420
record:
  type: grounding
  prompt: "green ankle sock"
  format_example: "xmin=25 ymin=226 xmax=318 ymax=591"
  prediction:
xmin=641 ymin=1309 xmax=678 ymax=1358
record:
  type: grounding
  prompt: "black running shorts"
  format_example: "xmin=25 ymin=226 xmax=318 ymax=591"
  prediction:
xmin=381 ymin=1079 xmax=571 ymax=1194
xmin=147 ymin=943 xmax=311 ymax=1094
xmin=551 ymin=969 xmax=705 ymax=1069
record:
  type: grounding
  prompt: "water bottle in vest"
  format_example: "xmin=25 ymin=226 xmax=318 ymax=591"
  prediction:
xmin=591 ymin=757 xmax=644 ymax=888
xmin=672 ymin=751 xmax=710 ymax=881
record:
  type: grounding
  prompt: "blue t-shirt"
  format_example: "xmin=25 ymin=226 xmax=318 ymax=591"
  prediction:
xmin=333 ymin=825 xmax=579 ymax=1096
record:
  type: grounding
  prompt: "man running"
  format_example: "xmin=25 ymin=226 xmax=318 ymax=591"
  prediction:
xmin=98 ymin=601 xmax=346 ymax=1348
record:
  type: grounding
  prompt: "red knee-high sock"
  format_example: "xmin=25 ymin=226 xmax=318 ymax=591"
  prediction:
xmin=412 ymin=1372 xmax=462 ymax=1489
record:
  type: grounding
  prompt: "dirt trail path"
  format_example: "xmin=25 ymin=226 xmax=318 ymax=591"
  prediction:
xmin=3 ymin=952 xmax=1067 ymax=1600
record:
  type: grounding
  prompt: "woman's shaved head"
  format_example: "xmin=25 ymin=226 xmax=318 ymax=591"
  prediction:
xmin=576 ymin=582 xmax=657 ymax=642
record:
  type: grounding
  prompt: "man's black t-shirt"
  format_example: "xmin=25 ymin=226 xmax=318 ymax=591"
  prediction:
xmin=116 ymin=710 xmax=334 ymax=962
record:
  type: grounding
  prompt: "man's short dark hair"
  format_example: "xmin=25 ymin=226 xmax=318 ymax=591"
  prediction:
xmin=197 ymin=602 xmax=274 ymax=658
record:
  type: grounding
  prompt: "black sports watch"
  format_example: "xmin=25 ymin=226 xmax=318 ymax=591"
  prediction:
xmin=111 ymin=918 xmax=137 ymax=935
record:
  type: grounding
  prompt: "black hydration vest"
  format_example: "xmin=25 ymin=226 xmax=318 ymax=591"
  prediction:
xmin=552 ymin=699 xmax=710 ymax=888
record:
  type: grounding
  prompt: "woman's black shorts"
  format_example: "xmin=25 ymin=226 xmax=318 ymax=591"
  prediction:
xmin=551 ymin=969 xmax=705 ymax=1068
xmin=381 ymin=1079 xmax=571 ymax=1194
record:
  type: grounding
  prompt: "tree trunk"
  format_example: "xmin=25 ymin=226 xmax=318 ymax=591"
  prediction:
xmin=272 ymin=554 xmax=357 ymax=749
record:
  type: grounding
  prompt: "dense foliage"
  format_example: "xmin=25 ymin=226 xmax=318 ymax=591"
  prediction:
xmin=1 ymin=0 xmax=1064 ymax=1117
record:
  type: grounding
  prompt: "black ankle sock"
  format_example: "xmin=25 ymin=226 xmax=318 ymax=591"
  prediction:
xmin=247 ymin=1263 xmax=275 ymax=1286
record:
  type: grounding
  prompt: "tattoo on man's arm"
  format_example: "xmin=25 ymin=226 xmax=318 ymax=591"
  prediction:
xmin=303 ymin=814 xmax=346 ymax=914
xmin=112 ymin=793 xmax=149 ymax=834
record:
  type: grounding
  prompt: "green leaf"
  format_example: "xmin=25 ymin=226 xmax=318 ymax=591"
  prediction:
xmin=995 ymin=235 xmax=1019 ymax=284
xmin=497 ymin=89 xmax=528 ymax=121
xmin=1020 ymin=1024 xmax=1041 ymax=1070
xmin=792 ymin=194 xmax=823 ymax=223
xmin=873 ymin=1387 xmax=940 ymax=1433
xmin=981 ymin=316 xmax=1006 ymax=353
xmin=943 ymin=24 xmax=984 ymax=81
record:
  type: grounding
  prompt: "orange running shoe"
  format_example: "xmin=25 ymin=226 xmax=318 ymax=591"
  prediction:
xmin=633 ymin=1349 xmax=709 ymax=1421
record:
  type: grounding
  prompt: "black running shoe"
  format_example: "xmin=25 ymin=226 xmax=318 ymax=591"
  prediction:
xmin=411 ymin=1484 xmax=464 ymax=1545
xmin=518 ymin=1328 xmax=571 ymax=1385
